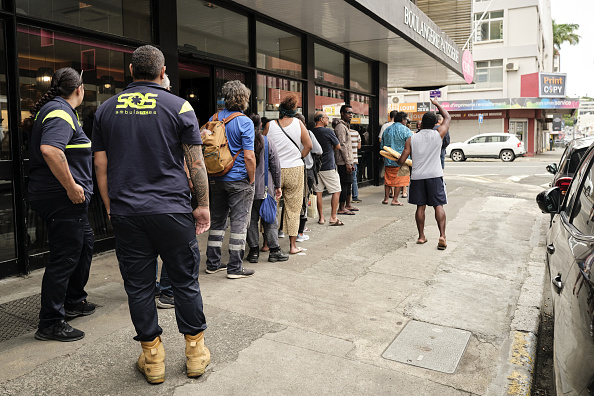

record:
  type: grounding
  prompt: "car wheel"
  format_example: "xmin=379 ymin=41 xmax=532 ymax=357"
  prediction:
xmin=500 ymin=149 xmax=515 ymax=162
xmin=451 ymin=150 xmax=465 ymax=162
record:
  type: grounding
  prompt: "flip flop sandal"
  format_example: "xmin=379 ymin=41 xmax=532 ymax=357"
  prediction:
xmin=290 ymin=247 xmax=304 ymax=254
xmin=437 ymin=239 xmax=447 ymax=250
xmin=348 ymin=207 xmax=359 ymax=211
xmin=416 ymin=239 xmax=427 ymax=244
xmin=338 ymin=211 xmax=355 ymax=215
xmin=401 ymin=194 xmax=408 ymax=198
xmin=391 ymin=202 xmax=403 ymax=206
xmin=318 ymin=220 xmax=325 ymax=225
xmin=329 ymin=219 xmax=345 ymax=226
xmin=382 ymin=201 xmax=389 ymax=205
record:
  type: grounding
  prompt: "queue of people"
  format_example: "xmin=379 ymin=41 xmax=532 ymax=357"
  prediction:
xmin=27 ymin=43 xmax=453 ymax=388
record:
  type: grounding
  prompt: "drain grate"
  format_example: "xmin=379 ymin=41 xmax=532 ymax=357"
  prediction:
xmin=382 ymin=320 xmax=471 ymax=374
xmin=0 ymin=294 xmax=41 ymax=343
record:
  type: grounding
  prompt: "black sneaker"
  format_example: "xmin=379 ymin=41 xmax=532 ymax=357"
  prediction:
xmin=156 ymin=294 xmax=175 ymax=309
xmin=246 ymin=247 xmax=259 ymax=263
xmin=268 ymin=247 xmax=289 ymax=262
xmin=35 ymin=320 xmax=85 ymax=342
xmin=227 ymin=268 xmax=255 ymax=279
xmin=205 ymin=264 xmax=227 ymax=274
xmin=64 ymin=300 xmax=96 ymax=319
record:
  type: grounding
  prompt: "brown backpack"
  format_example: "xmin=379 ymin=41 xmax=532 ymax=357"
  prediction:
xmin=200 ymin=112 xmax=246 ymax=177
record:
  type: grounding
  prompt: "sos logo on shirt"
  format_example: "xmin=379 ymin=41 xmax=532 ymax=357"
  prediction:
xmin=116 ymin=93 xmax=158 ymax=115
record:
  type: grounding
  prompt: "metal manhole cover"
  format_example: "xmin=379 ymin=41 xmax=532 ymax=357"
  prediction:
xmin=0 ymin=294 xmax=41 ymax=343
xmin=382 ymin=320 xmax=471 ymax=374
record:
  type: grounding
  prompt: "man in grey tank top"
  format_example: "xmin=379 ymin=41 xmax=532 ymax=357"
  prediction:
xmin=397 ymin=98 xmax=451 ymax=250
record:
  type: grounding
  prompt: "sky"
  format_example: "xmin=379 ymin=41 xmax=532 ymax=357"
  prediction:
xmin=550 ymin=0 xmax=594 ymax=98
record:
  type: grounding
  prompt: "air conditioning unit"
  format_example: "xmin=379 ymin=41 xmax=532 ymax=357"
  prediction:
xmin=392 ymin=96 xmax=400 ymax=104
xmin=505 ymin=62 xmax=519 ymax=71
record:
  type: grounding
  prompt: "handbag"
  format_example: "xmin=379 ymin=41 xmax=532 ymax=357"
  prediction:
xmin=259 ymin=135 xmax=278 ymax=224
xmin=276 ymin=120 xmax=303 ymax=162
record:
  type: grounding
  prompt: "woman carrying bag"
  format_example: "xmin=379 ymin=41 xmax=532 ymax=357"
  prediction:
xmin=264 ymin=94 xmax=312 ymax=255
xmin=245 ymin=114 xmax=288 ymax=263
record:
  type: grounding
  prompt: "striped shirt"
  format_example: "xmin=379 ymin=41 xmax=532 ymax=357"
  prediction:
xmin=350 ymin=129 xmax=361 ymax=164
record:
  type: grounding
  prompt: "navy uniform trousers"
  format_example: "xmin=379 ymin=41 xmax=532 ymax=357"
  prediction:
xmin=31 ymin=195 xmax=94 ymax=329
xmin=110 ymin=212 xmax=207 ymax=341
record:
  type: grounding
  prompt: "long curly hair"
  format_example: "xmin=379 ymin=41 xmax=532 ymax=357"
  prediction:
xmin=223 ymin=80 xmax=250 ymax=112
xmin=29 ymin=67 xmax=82 ymax=118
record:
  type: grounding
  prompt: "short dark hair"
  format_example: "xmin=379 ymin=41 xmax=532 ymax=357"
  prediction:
xmin=395 ymin=111 xmax=408 ymax=123
xmin=389 ymin=110 xmax=398 ymax=121
xmin=422 ymin=111 xmax=438 ymax=129
xmin=340 ymin=105 xmax=352 ymax=114
xmin=131 ymin=45 xmax=165 ymax=80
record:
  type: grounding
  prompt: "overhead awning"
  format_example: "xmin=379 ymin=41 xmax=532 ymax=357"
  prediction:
xmin=231 ymin=0 xmax=466 ymax=89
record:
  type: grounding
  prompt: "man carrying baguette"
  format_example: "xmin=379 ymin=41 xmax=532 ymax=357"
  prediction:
xmin=397 ymin=98 xmax=451 ymax=250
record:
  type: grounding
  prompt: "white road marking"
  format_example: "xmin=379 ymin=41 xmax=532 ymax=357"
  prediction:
xmin=508 ymin=175 xmax=529 ymax=182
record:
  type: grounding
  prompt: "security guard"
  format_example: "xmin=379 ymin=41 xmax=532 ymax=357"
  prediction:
xmin=92 ymin=45 xmax=211 ymax=384
xmin=28 ymin=67 xmax=95 ymax=342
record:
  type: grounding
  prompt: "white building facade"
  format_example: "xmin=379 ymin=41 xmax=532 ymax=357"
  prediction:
xmin=389 ymin=0 xmax=576 ymax=156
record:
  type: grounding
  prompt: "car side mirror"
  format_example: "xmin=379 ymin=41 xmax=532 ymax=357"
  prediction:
xmin=546 ymin=163 xmax=558 ymax=174
xmin=536 ymin=187 xmax=561 ymax=214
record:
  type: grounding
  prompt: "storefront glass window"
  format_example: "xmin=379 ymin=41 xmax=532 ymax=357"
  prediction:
xmin=314 ymin=44 xmax=344 ymax=88
xmin=256 ymin=22 xmax=302 ymax=79
xmin=16 ymin=0 xmax=151 ymax=42
xmin=0 ymin=22 xmax=16 ymax=263
xmin=178 ymin=3 xmax=249 ymax=65
xmin=18 ymin=25 xmax=134 ymax=254
xmin=179 ymin=62 xmax=211 ymax=126
xmin=215 ymin=68 xmax=247 ymax=111
xmin=314 ymin=86 xmax=344 ymax=122
xmin=350 ymin=57 xmax=371 ymax=94
xmin=350 ymin=93 xmax=372 ymax=182
xmin=257 ymin=75 xmax=302 ymax=120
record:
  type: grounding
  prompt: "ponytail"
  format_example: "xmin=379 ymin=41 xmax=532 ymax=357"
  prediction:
xmin=29 ymin=67 xmax=82 ymax=119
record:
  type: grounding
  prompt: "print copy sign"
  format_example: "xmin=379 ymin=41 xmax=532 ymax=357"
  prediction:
xmin=539 ymin=73 xmax=567 ymax=98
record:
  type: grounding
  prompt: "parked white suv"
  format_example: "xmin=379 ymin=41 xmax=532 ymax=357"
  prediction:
xmin=446 ymin=133 xmax=526 ymax=162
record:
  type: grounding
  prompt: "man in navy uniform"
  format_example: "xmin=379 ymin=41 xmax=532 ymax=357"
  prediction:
xmin=92 ymin=45 xmax=210 ymax=384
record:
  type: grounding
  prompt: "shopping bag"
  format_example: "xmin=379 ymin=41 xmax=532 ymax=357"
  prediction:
xmin=307 ymin=193 xmax=318 ymax=218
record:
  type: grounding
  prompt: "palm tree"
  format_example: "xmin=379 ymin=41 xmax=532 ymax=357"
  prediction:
xmin=553 ymin=20 xmax=580 ymax=55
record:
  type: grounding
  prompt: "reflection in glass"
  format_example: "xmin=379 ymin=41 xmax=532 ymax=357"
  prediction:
xmin=314 ymin=44 xmax=344 ymax=88
xmin=314 ymin=86 xmax=344 ymax=122
xmin=178 ymin=3 xmax=249 ymax=65
xmin=16 ymin=0 xmax=151 ymax=41
xmin=256 ymin=22 xmax=302 ymax=78
xmin=350 ymin=93 xmax=371 ymax=182
xmin=215 ymin=68 xmax=247 ymax=111
xmin=257 ymin=75 xmax=302 ymax=120
xmin=350 ymin=57 xmax=371 ymax=93
xmin=18 ymin=25 xmax=134 ymax=254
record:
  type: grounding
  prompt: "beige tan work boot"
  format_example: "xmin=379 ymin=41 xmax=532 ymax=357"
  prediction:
xmin=137 ymin=336 xmax=165 ymax=384
xmin=184 ymin=332 xmax=211 ymax=377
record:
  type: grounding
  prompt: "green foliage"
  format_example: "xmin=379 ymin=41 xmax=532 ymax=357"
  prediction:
xmin=553 ymin=20 xmax=580 ymax=52
xmin=563 ymin=114 xmax=574 ymax=126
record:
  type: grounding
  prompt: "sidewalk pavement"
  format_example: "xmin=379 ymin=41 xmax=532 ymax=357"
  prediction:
xmin=0 ymin=178 xmax=547 ymax=396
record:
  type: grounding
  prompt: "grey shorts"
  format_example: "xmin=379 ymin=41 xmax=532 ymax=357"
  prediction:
xmin=313 ymin=169 xmax=342 ymax=194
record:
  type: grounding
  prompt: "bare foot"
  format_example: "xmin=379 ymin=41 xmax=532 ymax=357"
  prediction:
xmin=318 ymin=218 xmax=325 ymax=225
xmin=416 ymin=238 xmax=427 ymax=244
xmin=261 ymin=242 xmax=269 ymax=252
xmin=437 ymin=237 xmax=447 ymax=250
xmin=391 ymin=201 xmax=403 ymax=206
xmin=382 ymin=199 xmax=389 ymax=204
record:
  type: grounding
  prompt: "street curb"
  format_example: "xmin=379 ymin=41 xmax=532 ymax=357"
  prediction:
xmin=486 ymin=217 xmax=547 ymax=396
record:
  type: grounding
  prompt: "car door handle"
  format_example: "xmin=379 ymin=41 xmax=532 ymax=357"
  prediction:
xmin=553 ymin=274 xmax=563 ymax=290
xmin=547 ymin=244 xmax=555 ymax=254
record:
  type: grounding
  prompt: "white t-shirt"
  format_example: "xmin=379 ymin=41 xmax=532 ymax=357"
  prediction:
xmin=267 ymin=118 xmax=303 ymax=168
xmin=350 ymin=129 xmax=361 ymax=164
xmin=379 ymin=121 xmax=394 ymax=141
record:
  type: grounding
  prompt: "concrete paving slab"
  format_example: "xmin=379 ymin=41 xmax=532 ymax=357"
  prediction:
xmin=175 ymin=337 xmax=471 ymax=396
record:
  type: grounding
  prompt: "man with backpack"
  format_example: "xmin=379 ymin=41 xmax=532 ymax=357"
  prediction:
xmin=204 ymin=80 xmax=257 ymax=279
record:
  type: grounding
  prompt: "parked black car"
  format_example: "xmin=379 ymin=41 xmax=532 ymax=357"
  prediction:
xmin=537 ymin=141 xmax=594 ymax=396
xmin=546 ymin=137 xmax=594 ymax=195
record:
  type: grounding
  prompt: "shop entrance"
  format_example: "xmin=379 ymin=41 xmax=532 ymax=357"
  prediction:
xmin=509 ymin=120 xmax=528 ymax=146
xmin=178 ymin=60 xmax=249 ymax=125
